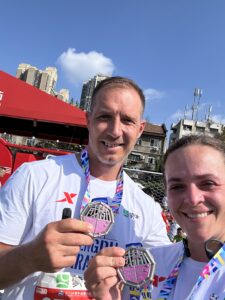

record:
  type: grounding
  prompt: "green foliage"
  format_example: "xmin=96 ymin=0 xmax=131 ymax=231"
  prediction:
xmin=217 ymin=128 xmax=225 ymax=142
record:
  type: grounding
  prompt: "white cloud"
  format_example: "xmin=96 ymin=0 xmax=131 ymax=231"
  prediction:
xmin=211 ymin=114 xmax=225 ymax=124
xmin=57 ymin=48 xmax=115 ymax=85
xmin=143 ymin=88 xmax=164 ymax=102
xmin=170 ymin=110 xmax=186 ymax=122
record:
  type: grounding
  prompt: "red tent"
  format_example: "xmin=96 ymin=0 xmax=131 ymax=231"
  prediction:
xmin=0 ymin=71 xmax=88 ymax=144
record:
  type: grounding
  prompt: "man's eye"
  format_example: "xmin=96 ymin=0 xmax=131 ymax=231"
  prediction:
xmin=201 ymin=181 xmax=216 ymax=189
xmin=168 ymin=185 xmax=184 ymax=191
xmin=122 ymin=118 xmax=134 ymax=124
xmin=97 ymin=115 xmax=110 ymax=120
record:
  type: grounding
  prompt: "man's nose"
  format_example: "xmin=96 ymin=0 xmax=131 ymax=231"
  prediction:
xmin=108 ymin=118 xmax=122 ymax=138
xmin=185 ymin=184 xmax=204 ymax=205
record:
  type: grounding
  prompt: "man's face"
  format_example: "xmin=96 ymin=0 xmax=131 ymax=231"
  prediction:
xmin=177 ymin=229 xmax=183 ymax=236
xmin=87 ymin=86 xmax=145 ymax=169
xmin=165 ymin=145 xmax=225 ymax=244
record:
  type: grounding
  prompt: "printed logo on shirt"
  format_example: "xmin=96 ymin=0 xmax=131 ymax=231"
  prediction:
xmin=56 ymin=192 xmax=77 ymax=204
xmin=123 ymin=208 xmax=139 ymax=219
xmin=71 ymin=237 xmax=119 ymax=273
xmin=152 ymin=274 xmax=166 ymax=287
xmin=209 ymin=293 xmax=219 ymax=300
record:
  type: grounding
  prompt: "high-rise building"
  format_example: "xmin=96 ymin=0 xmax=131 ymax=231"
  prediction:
xmin=80 ymin=74 xmax=109 ymax=111
xmin=56 ymin=89 xmax=70 ymax=103
xmin=16 ymin=64 xmax=68 ymax=102
xmin=16 ymin=64 xmax=40 ymax=87
xmin=39 ymin=67 xmax=57 ymax=94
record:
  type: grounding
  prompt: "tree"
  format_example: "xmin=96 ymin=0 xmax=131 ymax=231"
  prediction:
xmin=216 ymin=128 xmax=225 ymax=142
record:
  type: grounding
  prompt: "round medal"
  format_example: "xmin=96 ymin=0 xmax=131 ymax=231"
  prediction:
xmin=117 ymin=246 xmax=156 ymax=288
xmin=80 ymin=201 xmax=114 ymax=238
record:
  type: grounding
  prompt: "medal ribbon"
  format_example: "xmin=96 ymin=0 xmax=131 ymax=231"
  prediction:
xmin=129 ymin=285 xmax=153 ymax=300
xmin=157 ymin=243 xmax=225 ymax=300
xmin=157 ymin=254 xmax=184 ymax=299
xmin=189 ymin=243 xmax=225 ymax=299
xmin=80 ymin=148 xmax=124 ymax=214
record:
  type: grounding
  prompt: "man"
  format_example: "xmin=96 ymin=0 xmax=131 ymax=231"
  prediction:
xmin=0 ymin=76 xmax=169 ymax=299
xmin=173 ymin=227 xmax=185 ymax=243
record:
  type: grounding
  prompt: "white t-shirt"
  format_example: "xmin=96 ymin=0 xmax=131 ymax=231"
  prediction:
xmin=0 ymin=154 xmax=170 ymax=300
xmin=148 ymin=242 xmax=225 ymax=299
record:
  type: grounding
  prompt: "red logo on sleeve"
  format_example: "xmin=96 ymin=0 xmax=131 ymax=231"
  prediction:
xmin=56 ymin=192 xmax=77 ymax=204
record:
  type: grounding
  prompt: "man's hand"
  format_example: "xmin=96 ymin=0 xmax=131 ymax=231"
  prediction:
xmin=84 ymin=246 xmax=125 ymax=300
xmin=27 ymin=218 xmax=94 ymax=273
xmin=0 ymin=218 xmax=94 ymax=289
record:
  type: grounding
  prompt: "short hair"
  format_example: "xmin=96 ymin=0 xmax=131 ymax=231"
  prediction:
xmin=163 ymin=134 xmax=225 ymax=170
xmin=90 ymin=76 xmax=145 ymax=114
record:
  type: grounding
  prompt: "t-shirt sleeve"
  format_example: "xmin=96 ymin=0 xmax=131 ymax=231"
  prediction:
xmin=140 ymin=195 xmax=171 ymax=248
xmin=0 ymin=163 xmax=33 ymax=245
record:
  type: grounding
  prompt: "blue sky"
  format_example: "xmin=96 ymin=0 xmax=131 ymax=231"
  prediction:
xmin=1 ymin=0 xmax=225 ymax=132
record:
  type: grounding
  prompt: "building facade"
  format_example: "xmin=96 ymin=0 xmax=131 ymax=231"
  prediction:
xmin=80 ymin=74 xmax=108 ymax=111
xmin=169 ymin=88 xmax=225 ymax=143
xmin=126 ymin=122 xmax=167 ymax=172
xmin=169 ymin=119 xmax=225 ymax=144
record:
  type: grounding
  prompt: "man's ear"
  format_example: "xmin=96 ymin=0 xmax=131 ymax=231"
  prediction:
xmin=86 ymin=111 xmax=91 ymax=129
xmin=138 ymin=120 xmax=146 ymax=138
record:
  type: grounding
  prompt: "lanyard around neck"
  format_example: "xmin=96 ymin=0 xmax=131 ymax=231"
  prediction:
xmin=157 ymin=253 xmax=184 ymax=299
xmin=80 ymin=148 xmax=124 ymax=214
xmin=189 ymin=243 xmax=225 ymax=299
xmin=157 ymin=243 xmax=225 ymax=300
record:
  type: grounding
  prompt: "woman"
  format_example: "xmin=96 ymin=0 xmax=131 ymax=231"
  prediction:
xmin=84 ymin=135 xmax=225 ymax=299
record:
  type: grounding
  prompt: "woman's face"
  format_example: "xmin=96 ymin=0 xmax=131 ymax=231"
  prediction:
xmin=165 ymin=145 xmax=225 ymax=244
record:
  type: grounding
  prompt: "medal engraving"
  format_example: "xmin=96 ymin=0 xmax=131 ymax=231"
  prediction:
xmin=118 ymin=246 xmax=155 ymax=288
xmin=80 ymin=202 xmax=114 ymax=238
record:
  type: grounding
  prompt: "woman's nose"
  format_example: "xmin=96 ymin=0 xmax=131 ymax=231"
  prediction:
xmin=185 ymin=184 xmax=204 ymax=205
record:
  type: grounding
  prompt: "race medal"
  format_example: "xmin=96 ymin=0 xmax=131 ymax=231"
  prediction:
xmin=80 ymin=201 xmax=114 ymax=238
xmin=117 ymin=246 xmax=156 ymax=288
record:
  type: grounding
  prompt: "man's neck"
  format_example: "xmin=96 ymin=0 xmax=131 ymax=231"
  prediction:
xmin=89 ymin=160 xmax=122 ymax=181
xmin=78 ymin=150 xmax=123 ymax=181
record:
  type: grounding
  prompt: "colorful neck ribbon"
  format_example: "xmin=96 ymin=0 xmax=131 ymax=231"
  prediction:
xmin=80 ymin=148 xmax=124 ymax=214
xmin=157 ymin=243 xmax=225 ymax=300
xmin=129 ymin=285 xmax=153 ymax=300
xmin=189 ymin=242 xmax=225 ymax=299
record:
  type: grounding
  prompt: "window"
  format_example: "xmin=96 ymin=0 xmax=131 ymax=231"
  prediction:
xmin=150 ymin=139 xmax=159 ymax=147
xmin=136 ymin=139 xmax=141 ymax=145
xmin=148 ymin=157 xmax=156 ymax=165
xmin=129 ymin=154 xmax=141 ymax=162
xmin=183 ymin=125 xmax=192 ymax=131
xmin=196 ymin=127 xmax=205 ymax=133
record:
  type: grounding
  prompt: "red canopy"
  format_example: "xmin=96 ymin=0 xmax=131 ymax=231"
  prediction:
xmin=0 ymin=71 xmax=88 ymax=143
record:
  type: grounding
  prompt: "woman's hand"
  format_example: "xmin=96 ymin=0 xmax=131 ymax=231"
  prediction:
xmin=84 ymin=246 xmax=125 ymax=300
